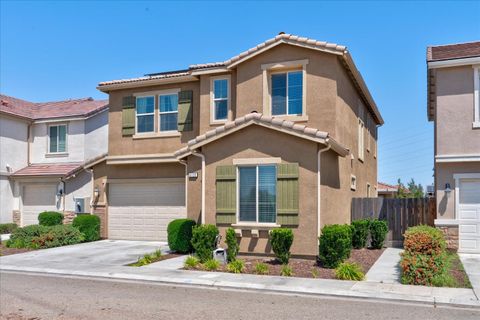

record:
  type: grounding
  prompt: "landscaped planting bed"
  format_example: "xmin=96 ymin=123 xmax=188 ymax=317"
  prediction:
xmin=0 ymin=243 xmax=31 ymax=256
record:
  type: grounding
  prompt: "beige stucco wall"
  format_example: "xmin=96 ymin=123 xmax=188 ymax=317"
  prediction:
xmin=436 ymin=162 xmax=480 ymax=220
xmin=435 ymin=66 xmax=480 ymax=155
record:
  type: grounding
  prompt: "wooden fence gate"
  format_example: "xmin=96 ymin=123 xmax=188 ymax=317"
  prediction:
xmin=351 ymin=197 xmax=436 ymax=247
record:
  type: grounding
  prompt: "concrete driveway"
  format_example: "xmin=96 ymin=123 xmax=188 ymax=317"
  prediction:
xmin=0 ymin=240 xmax=167 ymax=273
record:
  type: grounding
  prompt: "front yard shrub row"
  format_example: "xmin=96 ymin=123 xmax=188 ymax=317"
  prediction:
xmin=7 ymin=225 xmax=84 ymax=249
xmin=351 ymin=219 xmax=370 ymax=249
xmin=225 ymin=227 xmax=239 ymax=262
xmin=167 ymin=219 xmax=196 ymax=253
xmin=269 ymin=228 xmax=294 ymax=264
xmin=369 ymin=220 xmax=388 ymax=249
xmin=0 ymin=223 xmax=18 ymax=235
xmin=38 ymin=211 xmax=64 ymax=226
xmin=400 ymin=225 xmax=447 ymax=286
xmin=318 ymin=224 xmax=352 ymax=268
xmin=191 ymin=224 xmax=219 ymax=262
xmin=72 ymin=215 xmax=100 ymax=242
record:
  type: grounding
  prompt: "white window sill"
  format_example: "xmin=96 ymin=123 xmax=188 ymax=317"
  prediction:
xmin=434 ymin=219 xmax=459 ymax=226
xmin=231 ymin=223 xmax=281 ymax=230
xmin=473 ymin=122 xmax=480 ymax=129
xmin=271 ymin=115 xmax=309 ymax=122
xmin=210 ymin=120 xmax=228 ymax=126
xmin=133 ymin=132 xmax=181 ymax=139
xmin=46 ymin=152 xmax=69 ymax=158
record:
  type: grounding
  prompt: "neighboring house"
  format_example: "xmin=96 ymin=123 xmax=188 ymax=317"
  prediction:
xmin=427 ymin=41 xmax=480 ymax=253
xmin=0 ymin=94 xmax=108 ymax=225
xmin=377 ymin=182 xmax=400 ymax=198
xmin=91 ymin=33 xmax=383 ymax=257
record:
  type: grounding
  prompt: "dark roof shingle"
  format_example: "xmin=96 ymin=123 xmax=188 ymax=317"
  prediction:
xmin=427 ymin=41 xmax=480 ymax=62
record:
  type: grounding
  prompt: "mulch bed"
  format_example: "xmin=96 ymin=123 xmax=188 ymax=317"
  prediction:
xmin=128 ymin=253 xmax=183 ymax=266
xmin=0 ymin=243 xmax=31 ymax=256
xmin=189 ymin=248 xmax=385 ymax=279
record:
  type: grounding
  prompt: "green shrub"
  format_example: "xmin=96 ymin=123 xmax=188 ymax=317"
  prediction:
xmin=184 ymin=255 xmax=200 ymax=269
xmin=369 ymin=219 xmax=388 ymax=249
xmin=191 ymin=224 xmax=219 ymax=263
xmin=254 ymin=262 xmax=269 ymax=275
xmin=7 ymin=224 xmax=83 ymax=249
xmin=72 ymin=215 xmax=100 ymax=242
xmin=280 ymin=265 xmax=293 ymax=277
xmin=318 ymin=224 xmax=352 ymax=268
xmin=167 ymin=219 xmax=196 ymax=253
xmin=335 ymin=262 xmax=365 ymax=281
xmin=38 ymin=211 xmax=64 ymax=226
xmin=226 ymin=259 xmax=245 ymax=273
xmin=269 ymin=228 xmax=294 ymax=264
xmin=400 ymin=225 xmax=448 ymax=286
xmin=130 ymin=249 xmax=163 ymax=267
xmin=225 ymin=227 xmax=239 ymax=262
xmin=0 ymin=223 xmax=18 ymax=234
xmin=351 ymin=219 xmax=370 ymax=249
xmin=204 ymin=258 xmax=220 ymax=271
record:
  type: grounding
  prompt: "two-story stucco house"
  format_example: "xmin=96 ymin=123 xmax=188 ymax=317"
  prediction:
xmin=0 ymin=94 xmax=108 ymax=225
xmin=90 ymin=33 xmax=383 ymax=257
xmin=427 ymin=41 xmax=480 ymax=253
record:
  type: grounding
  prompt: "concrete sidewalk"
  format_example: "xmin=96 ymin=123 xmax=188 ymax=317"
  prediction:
xmin=1 ymin=249 xmax=479 ymax=308
xmin=460 ymin=254 xmax=480 ymax=300
xmin=365 ymin=248 xmax=402 ymax=283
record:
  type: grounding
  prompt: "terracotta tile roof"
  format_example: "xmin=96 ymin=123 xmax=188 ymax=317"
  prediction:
xmin=0 ymin=94 xmax=108 ymax=120
xmin=11 ymin=162 xmax=83 ymax=178
xmin=377 ymin=182 xmax=399 ymax=192
xmin=175 ymin=112 xmax=349 ymax=158
xmin=427 ymin=41 xmax=480 ymax=62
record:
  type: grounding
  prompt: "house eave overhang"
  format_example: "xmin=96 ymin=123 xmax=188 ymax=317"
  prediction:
xmin=97 ymin=75 xmax=199 ymax=93
xmin=106 ymin=153 xmax=179 ymax=165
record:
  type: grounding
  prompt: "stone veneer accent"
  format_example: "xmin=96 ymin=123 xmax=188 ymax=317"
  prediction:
xmin=62 ymin=211 xmax=76 ymax=224
xmin=92 ymin=205 xmax=107 ymax=238
xmin=12 ymin=210 xmax=20 ymax=226
xmin=437 ymin=226 xmax=459 ymax=250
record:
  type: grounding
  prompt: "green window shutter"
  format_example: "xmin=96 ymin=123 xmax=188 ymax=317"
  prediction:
xmin=216 ymin=165 xmax=236 ymax=225
xmin=276 ymin=163 xmax=299 ymax=226
xmin=122 ymin=96 xmax=136 ymax=136
xmin=177 ymin=90 xmax=193 ymax=132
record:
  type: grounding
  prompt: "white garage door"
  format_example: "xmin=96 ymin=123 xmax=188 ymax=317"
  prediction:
xmin=458 ymin=178 xmax=480 ymax=253
xmin=22 ymin=184 xmax=58 ymax=226
xmin=108 ymin=179 xmax=186 ymax=241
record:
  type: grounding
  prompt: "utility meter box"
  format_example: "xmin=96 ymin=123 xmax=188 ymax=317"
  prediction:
xmin=74 ymin=197 xmax=91 ymax=214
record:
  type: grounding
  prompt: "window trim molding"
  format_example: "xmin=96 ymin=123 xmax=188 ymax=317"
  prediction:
xmin=358 ymin=118 xmax=365 ymax=162
xmin=473 ymin=66 xmax=480 ymax=129
xmin=47 ymin=123 xmax=68 ymax=154
xmin=158 ymin=89 xmax=181 ymax=132
xmin=350 ymin=174 xmax=357 ymax=191
xmin=135 ymin=95 xmax=156 ymax=134
xmin=236 ymin=164 xmax=277 ymax=225
xmin=210 ymin=75 xmax=232 ymax=124
xmin=262 ymin=59 xmax=308 ymax=118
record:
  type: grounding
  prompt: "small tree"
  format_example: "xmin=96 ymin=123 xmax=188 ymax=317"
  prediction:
xmin=225 ymin=228 xmax=239 ymax=262
xmin=396 ymin=178 xmax=424 ymax=198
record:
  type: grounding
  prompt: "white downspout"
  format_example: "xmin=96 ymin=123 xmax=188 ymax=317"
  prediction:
xmin=317 ymin=143 xmax=331 ymax=243
xmin=191 ymin=151 xmax=205 ymax=225
xmin=178 ymin=160 xmax=188 ymax=216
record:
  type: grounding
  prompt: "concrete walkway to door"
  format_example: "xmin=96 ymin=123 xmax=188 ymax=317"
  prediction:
xmin=460 ymin=254 xmax=480 ymax=299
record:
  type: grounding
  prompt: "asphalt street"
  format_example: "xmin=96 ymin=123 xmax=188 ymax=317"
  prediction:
xmin=1 ymin=271 xmax=479 ymax=320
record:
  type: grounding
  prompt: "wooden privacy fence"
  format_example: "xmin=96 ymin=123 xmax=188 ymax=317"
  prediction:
xmin=351 ymin=197 xmax=436 ymax=247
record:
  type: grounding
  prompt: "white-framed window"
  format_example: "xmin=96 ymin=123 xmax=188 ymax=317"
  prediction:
xmin=366 ymin=117 xmax=371 ymax=152
xmin=358 ymin=118 xmax=365 ymax=161
xmin=136 ymin=96 xmax=155 ymax=133
xmin=159 ymin=93 xmax=178 ymax=132
xmin=211 ymin=76 xmax=230 ymax=122
xmin=48 ymin=124 xmax=67 ymax=153
xmin=351 ymin=175 xmax=357 ymax=191
xmin=474 ymin=67 xmax=480 ymax=128
xmin=237 ymin=165 xmax=277 ymax=223
xmin=374 ymin=127 xmax=377 ymax=158
xmin=271 ymin=70 xmax=303 ymax=116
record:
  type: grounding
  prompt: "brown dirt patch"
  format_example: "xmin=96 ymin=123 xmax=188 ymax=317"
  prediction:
xmin=447 ymin=251 xmax=472 ymax=288
xmin=0 ymin=243 xmax=31 ymax=256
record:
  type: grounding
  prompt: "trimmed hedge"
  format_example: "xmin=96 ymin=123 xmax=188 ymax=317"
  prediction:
xmin=7 ymin=224 xmax=84 ymax=249
xmin=38 ymin=211 xmax=64 ymax=226
xmin=369 ymin=219 xmax=388 ymax=249
xmin=270 ymin=228 xmax=294 ymax=264
xmin=167 ymin=219 xmax=196 ymax=253
xmin=72 ymin=215 xmax=101 ymax=242
xmin=0 ymin=223 xmax=18 ymax=234
xmin=351 ymin=219 xmax=370 ymax=249
xmin=225 ymin=227 xmax=239 ymax=262
xmin=400 ymin=225 xmax=447 ymax=286
xmin=191 ymin=224 xmax=219 ymax=262
xmin=319 ymin=224 xmax=352 ymax=268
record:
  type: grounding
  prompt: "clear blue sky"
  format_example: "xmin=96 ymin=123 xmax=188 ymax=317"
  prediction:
xmin=1 ymin=1 xmax=479 ymax=188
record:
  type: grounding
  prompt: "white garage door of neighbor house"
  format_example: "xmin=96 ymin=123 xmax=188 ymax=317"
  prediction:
xmin=22 ymin=184 xmax=58 ymax=226
xmin=458 ymin=178 xmax=480 ymax=253
xmin=108 ymin=179 xmax=186 ymax=241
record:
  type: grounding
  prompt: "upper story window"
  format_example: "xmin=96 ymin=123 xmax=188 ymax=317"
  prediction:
xmin=49 ymin=124 xmax=67 ymax=153
xmin=474 ymin=67 xmax=480 ymax=128
xmin=212 ymin=77 xmax=230 ymax=122
xmin=238 ymin=165 xmax=276 ymax=223
xmin=136 ymin=96 xmax=155 ymax=133
xmin=358 ymin=118 xmax=365 ymax=161
xmin=271 ymin=70 xmax=303 ymax=116
xmin=159 ymin=94 xmax=178 ymax=131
